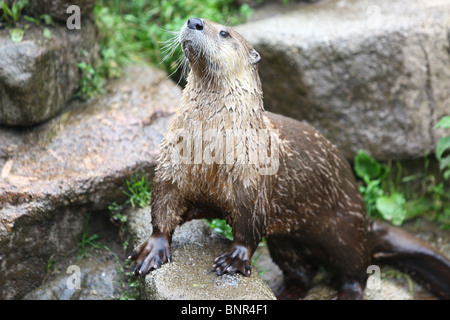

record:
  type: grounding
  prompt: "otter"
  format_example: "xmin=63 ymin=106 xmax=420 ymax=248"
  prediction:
xmin=129 ymin=18 xmax=450 ymax=299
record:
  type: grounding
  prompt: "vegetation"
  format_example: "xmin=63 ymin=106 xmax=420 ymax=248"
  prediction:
xmin=77 ymin=60 xmax=105 ymax=100
xmin=103 ymin=173 xmax=156 ymax=300
xmin=0 ymin=0 xmax=28 ymax=23
xmin=73 ymin=212 xmax=141 ymax=299
xmin=435 ymin=116 xmax=450 ymax=180
xmin=124 ymin=174 xmax=153 ymax=209
xmin=355 ymin=117 xmax=450 ymax=228
xmin=207 ymin=218 xmax=233 ymax=240
xmin=0 ymin=0 xmax=53 ymax=42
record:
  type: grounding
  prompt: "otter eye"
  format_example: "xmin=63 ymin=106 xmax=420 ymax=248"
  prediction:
xmin=219 ymin=30 xmax=229 ymax=38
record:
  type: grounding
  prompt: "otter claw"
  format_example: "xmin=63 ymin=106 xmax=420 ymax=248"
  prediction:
xmin=129 ymin=233 xmax=171 ymax=276
xmin=212 ymin=244 xmax=252 ymax=277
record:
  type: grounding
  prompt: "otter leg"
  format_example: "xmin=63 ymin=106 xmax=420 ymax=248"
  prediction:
xmin=129 ymin=181 xmax=188 ymax=276
xmin=129 ymin=227 xmax=172 ymax=275
xmin=266 ymin=235 xmax=318 ymax=299
xmin=212 ymin=208 xmax=266 ymax=277
xmin=331 ymin=247 xmax=369 ymax=300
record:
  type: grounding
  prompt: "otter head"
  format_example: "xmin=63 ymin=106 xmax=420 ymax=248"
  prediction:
xmin=180 ymin=18 xmax=261 ymax=87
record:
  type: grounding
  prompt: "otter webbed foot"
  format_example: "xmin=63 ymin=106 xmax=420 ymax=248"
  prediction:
xmin=129 ymin=232 xmax=171 ymax=276
xmin=212 ymin=244 xmax=252 ymax=277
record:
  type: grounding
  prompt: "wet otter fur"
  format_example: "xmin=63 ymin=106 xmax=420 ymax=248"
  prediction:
xmin=130 ymin=18 xmax=450 ymax=299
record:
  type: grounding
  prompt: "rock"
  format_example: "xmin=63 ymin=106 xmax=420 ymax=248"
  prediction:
xmin=23 ymin=0 xmax=98 ymax=22
xmin=0 ymin=18 xmax=98 ymax=126
xmin=236 ymin=0 xmax=450 ymax=160
xmin=22 ymin=250 xmax=123 ymax=300
xmin=127 ymin=208 xmax=276 ymax=300
xmin=0 ymin=64 xmax=180 ymax=299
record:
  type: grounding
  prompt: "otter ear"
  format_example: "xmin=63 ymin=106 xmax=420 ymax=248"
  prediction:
xmin=249 ymin=48 xmax=261 ymax=64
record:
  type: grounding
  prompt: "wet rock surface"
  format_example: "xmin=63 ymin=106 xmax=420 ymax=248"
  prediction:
xmin=21 ymin=212 xmax=126 ymax=300
xmin=0 ymin=65 xmax=179 ymax=299
xmin=237 ymin=0 xmax=450 ymax=160
xmin=128 ymin=208 xmax=276 ymax=300
xmin=0 ymin=19 xmax=99 ymax=126
xmin=22 ymin=254 xmax=122 ymax=300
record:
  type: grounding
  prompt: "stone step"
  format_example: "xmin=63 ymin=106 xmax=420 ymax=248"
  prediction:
xmin=0 ymin=65 xmax=178 ymax=299
xmin=128 ymin=208 xmax=276 ymax=300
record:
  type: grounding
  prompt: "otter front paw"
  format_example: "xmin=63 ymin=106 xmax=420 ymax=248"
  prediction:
xmin=129 ymin=234 xmax=171 ymax=276
xmin=212 ymin=244 xmax=252 ymax=277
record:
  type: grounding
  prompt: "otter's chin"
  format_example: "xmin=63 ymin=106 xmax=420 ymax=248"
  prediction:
xmin=182 ymin=40 xmax=207 ymax=65
xmin=181 ymin=41 xmax=194 ymax=59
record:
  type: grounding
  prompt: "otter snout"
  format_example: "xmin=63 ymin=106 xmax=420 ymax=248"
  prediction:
xmin=187 ymin=18 xmax=203 ymax=31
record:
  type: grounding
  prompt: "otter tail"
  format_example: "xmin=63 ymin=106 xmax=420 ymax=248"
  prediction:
xmin=369 ymin=220 xmax=450 ymax=299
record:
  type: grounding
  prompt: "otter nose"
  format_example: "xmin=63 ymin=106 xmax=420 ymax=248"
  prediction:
xmin=187 ymin=18 xmax=203 ymax=31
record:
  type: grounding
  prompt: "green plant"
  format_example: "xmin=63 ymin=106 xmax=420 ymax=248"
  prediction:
xmin=109 ymin=201 xmax=128 ymax=224
xmin=119 ymin=270 xmax=141 ymax=300
xmin=354 ymin=150 xmax=450 ymax=228
xmin=1 ymin=0 xmax=30 ymax=42
xmin=0 ymin=0 xmax=28 ymax=23
xmin=108 ymin=201 xmax=130 ymax=248
xmin=435 ymin=116 xmax=450 ymax=180
xmin=206 ymin=218 xmax=233 ymax=240
xmin=25 ymin=13 xmax=53 ymax=39
xmin=354 ymin=150 xmax=408 ymax=225
xmin=354 ymin=150 xmax=387 ymax=216
xmin=77 ymin=61 xmax=105 ymax=100
xmin=46 ymin=255 xmax=59 ymax=275
xmin=124 ymin=174 xmax=152 ymax=208
xmin=76 ymin=214 xmax=104 ymax=259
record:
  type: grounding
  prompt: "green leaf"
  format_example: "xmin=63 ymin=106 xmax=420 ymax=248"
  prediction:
xmin=24 ymin=15 xmax=40 ymax=25
xmin=43 ymin=27 xmax=52 ymax=39
xmin=376 ymin=192 xmax=407 ymax=226
xmin=2 ymin=1 xmax=12 ymax=18
xmin=444 ymin=169 xmax=450 ymax=181
xmin=436 ymin=136 xmax=450 ymax=160
xmin=439 ymin=155 xmax=450 ymax=171
xmin=40 ymin=13 xmax=52 ymax=25
xmin=435 ymin=116 xmax=450 ymax=129
xmin=354 ymin=150 xmax=386 ymax=182
xmin=10 ymin=28 xmax=25 ymax=42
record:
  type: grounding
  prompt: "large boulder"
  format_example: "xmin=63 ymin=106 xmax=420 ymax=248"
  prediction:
xmin=237 ymin=0 xmax=450 ymax=160
xmin=0 ymin=18 xmax=98 ymax=126
xmin=0 ymin=65 xmax=179 ymax=299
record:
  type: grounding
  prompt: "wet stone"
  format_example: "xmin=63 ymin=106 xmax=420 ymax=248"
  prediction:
xmin=127 ymin=209 xmax=276 ymax=300
xmin=0 ymin=18 xmax=99 ymax=126
xmin=0 ymin=64 xmax=179 ymax=299
xmin=22 ymin=251 xmax=122 ymax=300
